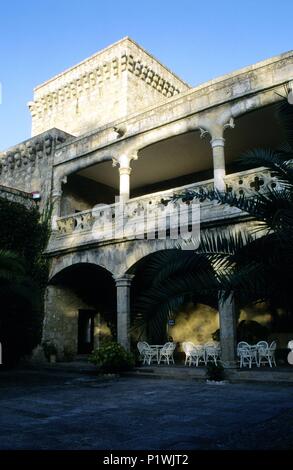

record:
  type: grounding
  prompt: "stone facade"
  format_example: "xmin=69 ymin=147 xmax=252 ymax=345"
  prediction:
xmin=0 ymin=129 xmax=71 ymax=210
xmin=1 ymin=38 xmax=293 ymax=362
xmin=0 ymin=185 xmax=35 ymax=209
xmin=29 ymin=37 xmax=189 ymax=137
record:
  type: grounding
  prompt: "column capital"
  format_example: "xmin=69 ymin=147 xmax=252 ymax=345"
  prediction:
xmin=210 ymin=137 xmax=225 ymax=148
xmin=114 ymin=274 xmax=135 ymax=287
xmin=119 ymin=167 xmax=132 ymax=176
xmin=112 ymin=152 xmax=138 ymax=169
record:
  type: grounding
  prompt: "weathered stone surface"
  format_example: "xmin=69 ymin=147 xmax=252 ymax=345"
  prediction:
xmin=43 ymin=285 xmax=94 ymax=356
xmin=0 ymin=129 xmax=71 ymax=209
xmin=0 ymin=185 xmax=35 ymax=209
xmin=29 ymin=37 xmax=189 ymax=137
xmin=1 ymin=38 xmax=292 ymax=355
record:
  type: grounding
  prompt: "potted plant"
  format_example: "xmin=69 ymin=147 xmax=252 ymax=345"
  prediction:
xmin=89 ymin=340 xmax=135 ymax=374
xmin=206 ymin=362 xmax=226 ymax=384
xmin=42 ymin=341 xmax=58 ymax=364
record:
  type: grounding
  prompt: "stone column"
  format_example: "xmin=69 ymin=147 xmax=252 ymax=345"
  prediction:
xmin=113 ymin=153 xmax=137 ymax=202
xmin=211 ymin=137 xmax=226 ymax=191
xmin=51 ymin=188 xmax=62 ymax=231
xmin=119 ymin=166 xmax=131 ymax=201
xmin=218 ymin=291 xmax=237 ymax=368
xmin=115 ymin=274 xmax=134 ymax=350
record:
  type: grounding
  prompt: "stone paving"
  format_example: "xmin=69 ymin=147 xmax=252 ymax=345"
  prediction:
xmin=0 ymin=369 xmax=292 ymax=450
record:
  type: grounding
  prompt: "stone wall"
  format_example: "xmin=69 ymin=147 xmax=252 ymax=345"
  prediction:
xmin=0 ymin=185 xmax=35 ymax=209
xmin=43 ymin=285 xmax=113 ymax=357
xmin=29 ymin=37 xmax=189 ymax=137
xmin=0 ymin=129 xmax=71 ymax=209
xmin=43 ymin=285 xmax=93 ymax=356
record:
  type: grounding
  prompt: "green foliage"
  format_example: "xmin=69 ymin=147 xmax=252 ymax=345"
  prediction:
xmin=89 ymin=341 xmax=135 ymax=373
xmin=206 ymin=362 xmax=225 ymax=382
xmin=237 ymin=320 xmax=269 ymax=344
xmin=212 ymin=329 xmax=220 ymax=342
xmin=213 ymin=321 xmax=269 ymax=345
xmin=0 ymin=197 xmax=51 ymax=365
xmin=0 ymin=198 xmax=50 ymax=288
xmin=0 ymin=250 xmax=26 ymax=282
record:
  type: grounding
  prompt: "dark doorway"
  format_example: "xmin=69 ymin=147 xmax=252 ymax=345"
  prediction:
xmin=78 ymin=310 xmax=96 ymax=354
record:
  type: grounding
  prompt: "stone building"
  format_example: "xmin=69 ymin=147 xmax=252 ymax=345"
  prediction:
xmin=1 ymin=37 xmax=293 ymax=365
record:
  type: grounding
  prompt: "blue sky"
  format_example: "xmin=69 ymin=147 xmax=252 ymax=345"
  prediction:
xmin=0 ymin=0 xmax=292 ymax=150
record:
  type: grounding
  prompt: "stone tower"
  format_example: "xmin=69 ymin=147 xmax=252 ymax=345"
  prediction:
xmin=28 ymin=37 xmax=190 ymax=137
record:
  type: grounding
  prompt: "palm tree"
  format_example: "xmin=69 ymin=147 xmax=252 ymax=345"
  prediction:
xmin=135 ymin=96 xmax=293 ymax=341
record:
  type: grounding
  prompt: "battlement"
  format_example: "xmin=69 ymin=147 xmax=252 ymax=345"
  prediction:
xmin=29 ymin=37 xmax=190 ymax=137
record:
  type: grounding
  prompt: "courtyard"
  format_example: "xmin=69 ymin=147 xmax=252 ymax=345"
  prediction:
xmin=0 ymin=369 xmax=292 ymax=450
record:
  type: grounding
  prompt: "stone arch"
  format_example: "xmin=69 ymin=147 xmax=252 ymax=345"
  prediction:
xmin=126 ymin=246 xmax=220 ymax=346
xmin=49 ymin=238 xmax=181 ymax=282
xmin=49 ymin=251 xmax=114 ymax=282
xmin=53 ymin=152 xmax=114 ymax=190
xmin=114 ymin=238 xmax=180 ymax=277
xmin=44 ymin=260 xmax=116 ymax=357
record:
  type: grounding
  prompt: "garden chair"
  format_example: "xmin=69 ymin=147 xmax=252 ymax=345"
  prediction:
xmin=258 ymin=340 xmax=277 ymax=367
xmin=255 ymin=341 xmax=268 ymax=367
xmin=205 ymin=343 xmax=221 ymax=365
xmin=158 ymin=342 xmax=176 ymax=365
xmin=237 ymin=342 xmax=258 ymax=368
xmin=137 ymin=341 xmax=158 ymax=365
xmin=137 ymin=341 xmax=149 ymax=364
xmin=189 ymin=345 xmax=206 ymax=367
xmin=182 ymin=341 xmax=196 ymax=365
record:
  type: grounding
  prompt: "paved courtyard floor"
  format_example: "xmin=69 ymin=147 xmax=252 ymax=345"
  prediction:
xmin=0 ymin=369 xmax=292 ymax=450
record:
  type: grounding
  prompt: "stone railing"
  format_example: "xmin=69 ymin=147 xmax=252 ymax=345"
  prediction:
xmin=56 ymin=167 xmax=276 ymax=240
xmin=224 ymin=167 xmax=277 ymax=197
xmin=56 ymin=178 xmax=213 ymax=238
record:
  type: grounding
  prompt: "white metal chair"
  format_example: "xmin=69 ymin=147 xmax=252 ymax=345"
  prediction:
xmin=158 ymin=342 xmax=176 ymax=365
xmin=137 ymin=341 xmax=157 ymax=365
xmin=182 ymin=341 xmax=196 ymax=365
xmin=189 ymin=345 xmax=206 ymax=367
xmin=255 ymin=341 xmax=268 ymax=367
xmin=237 ymin=342 xmax=258 ymax=368
xmin=205 ymin=343 xmax=221 ymax=365
xmin=137 ymin=341 xmax=149 ymax=364
xmin=258 ymin=340 xmax=277 ymax=367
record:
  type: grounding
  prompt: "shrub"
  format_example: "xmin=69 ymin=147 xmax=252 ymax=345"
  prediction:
xmin=42 ymin=341 xmax=58 ymax=360
xmin=206 ymin=362 xmax=225 ymax=382
xmin=212 ymin=329 xmax=220 ymax=342
xmin=237 ymin=320 xmax=269 ymax=343
xmin=89 ymin=341 xmax=135 ymax=373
